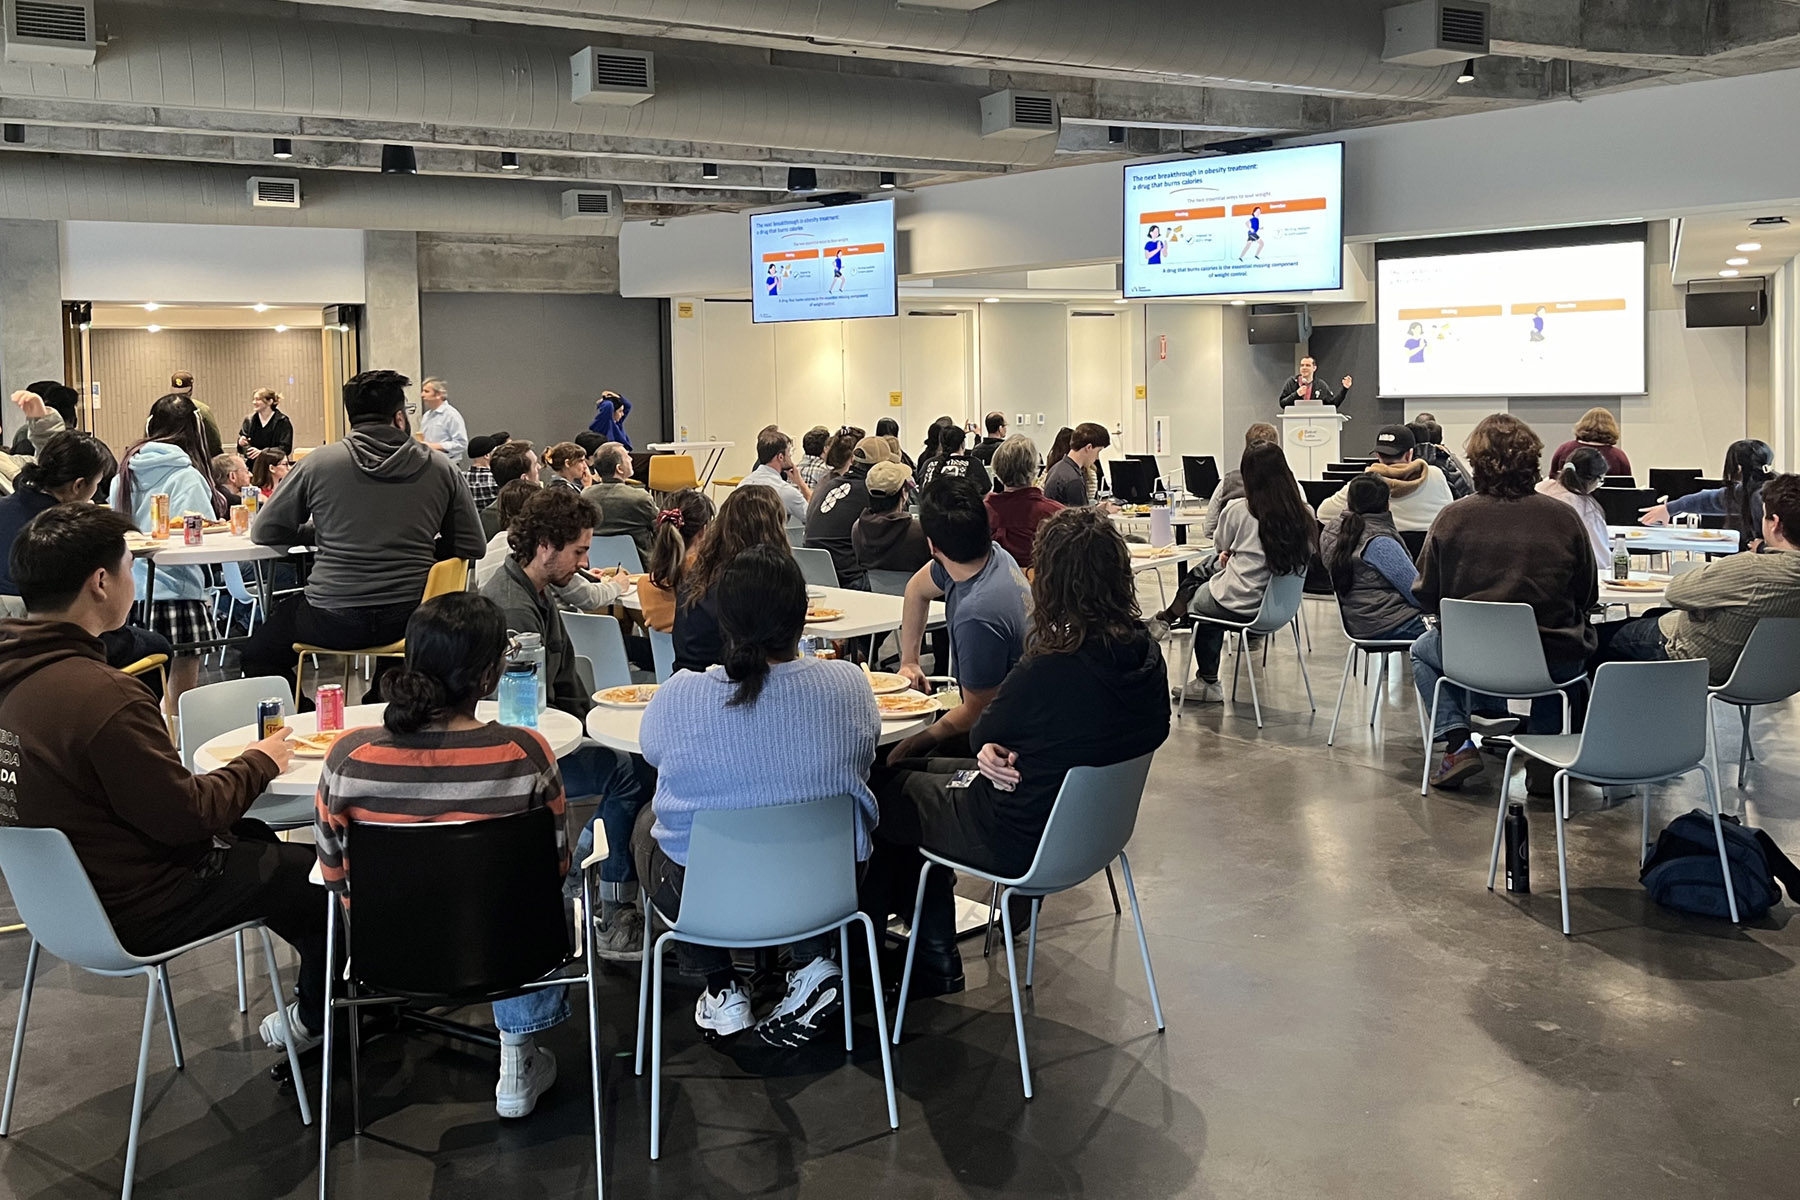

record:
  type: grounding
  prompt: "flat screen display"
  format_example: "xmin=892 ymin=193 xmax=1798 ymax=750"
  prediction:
xmin=1376 ymin=239 xmax=1646 ymax=397
xmin=1123 ymin=144 xmax=1344 ymax=298
xmin=749 ymin=198 xmax=897 ymax=323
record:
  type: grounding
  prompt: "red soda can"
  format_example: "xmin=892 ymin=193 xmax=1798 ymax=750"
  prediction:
xmin=182 ymin=514 xmax=204 ymax=545
xmin=315 ymin=684 xmax=345 ymax=732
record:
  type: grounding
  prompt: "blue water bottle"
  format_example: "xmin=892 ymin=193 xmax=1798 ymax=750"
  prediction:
xmin=498 ymin=634 xmax=539 ymax=728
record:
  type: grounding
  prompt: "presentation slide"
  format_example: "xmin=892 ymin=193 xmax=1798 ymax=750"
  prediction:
xmin=1123 ymin=144 xmax=1344 ymax=298
xmin=749 ymin=198 xmax=897 ymax=323
xmin=1376 ymin=240 xmax=1646 ymax=397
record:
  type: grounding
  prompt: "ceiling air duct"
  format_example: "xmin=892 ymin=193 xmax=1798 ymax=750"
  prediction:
xmin=570 ymin=47 xmax=655 ymax=105
xmin=3 ymin=0 xmax=95 ymax=66
xmin=247 ymin=176 xmax=302 ymax=208
xmin=1382 ymin=1 xmax=1489 ymax=67
xmin=980 ymin=90 xmax=1058 ymax=141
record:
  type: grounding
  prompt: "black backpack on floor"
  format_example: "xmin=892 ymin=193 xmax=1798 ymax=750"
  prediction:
xmin=1639 ymin=810 xmax=1800 ymax=922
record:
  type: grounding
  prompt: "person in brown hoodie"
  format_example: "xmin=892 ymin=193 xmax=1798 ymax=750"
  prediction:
xmin=0 ymin=505 xmax=324 ymax=1053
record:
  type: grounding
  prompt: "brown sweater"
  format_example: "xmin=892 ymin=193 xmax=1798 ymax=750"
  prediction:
xmin=1413 ymin=493 xmax=1599 ymax=665
xmin=0 ymin=619 xmax=279 ymax=929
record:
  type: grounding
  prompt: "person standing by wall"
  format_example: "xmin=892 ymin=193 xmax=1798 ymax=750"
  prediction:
xmin=237 ymin=388 xmax=294 ymax=461
xmin=418 ymin=377 xmax=470 ymax=466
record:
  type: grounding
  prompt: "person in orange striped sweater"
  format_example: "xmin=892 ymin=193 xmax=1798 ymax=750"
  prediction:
xmin=314 ymin=592 xmax=570 ymax=1120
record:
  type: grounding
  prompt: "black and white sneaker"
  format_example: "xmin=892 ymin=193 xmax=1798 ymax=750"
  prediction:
xmin=749 ymin=957 xmax=842 ymax=1049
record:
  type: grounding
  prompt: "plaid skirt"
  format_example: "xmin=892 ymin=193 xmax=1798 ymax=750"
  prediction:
xmin=133 ymin=599 xmax=213 ymax=658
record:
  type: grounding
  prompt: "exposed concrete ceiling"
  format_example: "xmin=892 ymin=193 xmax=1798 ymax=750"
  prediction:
xmin=3 ymin=0 xmax=1800 ymax=224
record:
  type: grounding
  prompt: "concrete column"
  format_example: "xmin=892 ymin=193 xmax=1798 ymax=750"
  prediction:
xmin=361 ymin=230 xmax=423 ymax=404
xmin=0 ymin=219 xmax=66 ymax=438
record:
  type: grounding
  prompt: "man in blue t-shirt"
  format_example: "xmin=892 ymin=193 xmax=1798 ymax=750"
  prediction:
xmin=892 ymin=476 xmax=1030 ymax=762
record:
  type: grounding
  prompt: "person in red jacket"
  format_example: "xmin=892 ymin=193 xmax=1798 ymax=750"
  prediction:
xmin=983 ymin=436 xmax=1061 ymax=569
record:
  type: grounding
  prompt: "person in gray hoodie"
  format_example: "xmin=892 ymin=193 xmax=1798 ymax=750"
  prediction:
xmin=243 ymin=370 xmax=486 ymax=698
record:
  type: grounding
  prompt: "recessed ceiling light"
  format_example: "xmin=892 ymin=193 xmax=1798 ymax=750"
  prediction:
xmin=982 ymin=297 xmax=1000 ymax=303
xmin=273 ymin=324 xmax=288 ymax=332
xmin=1736 ymin=242 xmax=1762 ymax=252
xmin=499 ymin=151 xmax=520 ymax=171
xmin=142 ymin=302 xmax=159 ymax=312
xmin=1230 ymin=299 xmax=1246 ymax=306
xmin=272 ymin=138 xmax=293 ymax=160
xmin=1726 ymin=257 xmax=1749 ymax=266
xmin=252 ymin=303 xmax=269 ymax=313
xmin=1718 ymin=269 xmax=1741 ymax=278
xmin=145 ymin=324 xmax=161 ymax=333
xmin=1113 ymin=298 xmax=1128 ymax=305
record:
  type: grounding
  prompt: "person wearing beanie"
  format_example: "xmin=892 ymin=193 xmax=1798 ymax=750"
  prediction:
xmin=853 ymin=460 xmax=931 ymax=573
xmin=804 ymin=436 xmax=893 ymax=589
xmin=463 ymin=432 xmax=506 ymax=507
xmin=1314 ymin=424 xmax=1455 ymax=533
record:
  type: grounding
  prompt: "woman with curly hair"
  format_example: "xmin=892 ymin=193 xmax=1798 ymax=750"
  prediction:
xmin=1549 ymin=406 xmax=1632 ymax=478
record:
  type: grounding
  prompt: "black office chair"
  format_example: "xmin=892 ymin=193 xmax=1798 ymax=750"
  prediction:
xmin=317 ymin=807 xmax=602 ymax=1199
xmin=1648 ymin=468 xmax=1703 ymax=501
xmin=1301 ymin=478 xmax=1345 ymax=509
xmin=1400 ymin=529 xmax=1428 ymax=560
xmin=1596 ymin=487 xmax=1657 ymax=527
xmin=1603 ymin=474 xmax=1637 ymax=488
xmin=1182 ymin=455 xmax=1221 ymax=500
xmin=1694 ymin=477 xmax=1724 ymax=491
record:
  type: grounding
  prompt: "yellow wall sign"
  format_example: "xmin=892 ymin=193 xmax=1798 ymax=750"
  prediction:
xmin=1134 ymin=385 xmax=1147 ymax=399
xmin=889 ymin=391 xmax=903 ymax=407
xmin=676 ymin=302 xmax=694 ymax=318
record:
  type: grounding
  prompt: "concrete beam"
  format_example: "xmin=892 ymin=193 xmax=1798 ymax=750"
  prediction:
xmin=363 ymin=232 xmax=423 ymax=392
xmin=0 ymin=220 xmax=64 ymax=420
xmin=417 ymin=233 xmax=619 ymax=294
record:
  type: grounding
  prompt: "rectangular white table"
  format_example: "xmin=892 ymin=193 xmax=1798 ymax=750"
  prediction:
xmin=130 ymin=531 xmax=310 ymax=652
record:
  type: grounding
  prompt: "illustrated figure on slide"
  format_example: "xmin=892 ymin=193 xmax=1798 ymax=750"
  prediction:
xmin=1239 ymin=206 xmax=1265 ymax=260
xmin=1144 ymin=224 xmax=1167 ymax=265
xmin=1404 ymin=321 xmax=1427 ymax=364
xmin=829 ymin=252 xmax=846 ymax=293
xmin=1528 ymin=305 xmax=1547 ymax=343
xmin=766 ymin=268 xmax=780 ymax=297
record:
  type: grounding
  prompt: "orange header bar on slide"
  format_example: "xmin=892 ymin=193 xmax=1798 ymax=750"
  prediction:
xmin=761 ymin=249 xmax=820 ymax=263
xmin=1231 ymin=198 xmax=1328 ymax=215
xmin=1397 ymin=305 xmax=1503 ymax=320
xmin=1139 ymin=207 xmax=1226 ymax=224
xmin=822 ymin=244 xmax=887 ymax=257
xmin=1508 ymin=299 xmax=1628 ymax=314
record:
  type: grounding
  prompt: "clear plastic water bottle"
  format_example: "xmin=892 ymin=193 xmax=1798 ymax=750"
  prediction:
xmin=514 ymin=631 xmax=548 ymax=711
xmin=498 ymin=663 xmax=538 ymax=728
xmin=1610 ymin=535 xmax=1631 ymax=583
xmin=799 ymin=635 xmax=818 ymax=658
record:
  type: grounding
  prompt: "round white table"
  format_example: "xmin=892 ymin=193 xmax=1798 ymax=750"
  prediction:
xmin=585 ymin=700 xmax=932 ymax=755
xmin=1608 ymin=524 xmax=1741 ymax=556
xmin=195 ymin=702 xmax=587 ymax=795
xmin=613 ymin=581 xmax=945 ymax=639
xmin=1597 ymin=572 xmax=1670 ymax=614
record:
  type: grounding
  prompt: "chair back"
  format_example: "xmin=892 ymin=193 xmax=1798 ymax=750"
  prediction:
xmin=587 ymin=534 xmax=645 ymax=575
xmin=1648 ymin=467 xmax=1703 ymax=501
xmin=1568 ymin=659 xmax=1708 ymax=781
xmin=178 ymin=675 xmax=296 ymax=770
xmin=423 ymin=557 xmax=469 ymax=601
xmin=791 ymin=546 xmax=840 ymax=588
xmin=346 ymin=808 xmax=570 ymax=998
xmin=1439 ymin=599 xmax=1558 ymax=695
xmin=562 ymin=611 xmax=632 ymax=690
xmin=649 ymin=629 xmax=675 ymax=682
xmin=223 ymin=561 xmax=258 ymax=605
xmin=1603 ymin=474 xmax=1637 ymax=489
xmin=0 ymin=827 xmax=139 ymax=972
xmin=1399 ymin=528 xmax=1427 ymax=560
xmin=786 ymin=522 xmax=807 ymax=548
xmin=1713 ymin=617 xmax=1800 ymax=705
xmin=647 ymin=454 xmax=699 ymax=495
xmin=1013 ymin=755 xmax=1155 ymax=892
xmin=673 ymin=796 xmax=860 ymax=943
xmin=865 ymin=568 xmax=914 ymax=597
xmin=1300 ymin=478 xmax=1343 ymax=510
xmin=1248 ymin=572 xmax=1307 ymax=634
xmin=1595 ymin=487 xmax=1656 ymax=527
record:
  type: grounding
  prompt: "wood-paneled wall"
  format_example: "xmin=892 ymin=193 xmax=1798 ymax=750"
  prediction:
xmin=89 ymin=328 xmax=329 ymax=458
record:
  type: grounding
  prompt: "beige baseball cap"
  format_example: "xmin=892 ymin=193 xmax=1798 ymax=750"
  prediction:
xmin=865 ymin=461 xmax=912 ymax=496
xmin=852 ymin=436 xmax=894 ymax=465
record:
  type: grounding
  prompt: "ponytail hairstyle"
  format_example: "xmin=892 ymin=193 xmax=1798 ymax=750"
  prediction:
xmin=1325 ymin=474 xmax=1390 ymax=597
xmin=716 ymin=545 xmax=807 ymax=708
xmin=1720 ymin=439 xmax=1775 ymax=535
xmin=383 ymin=593 xmax=508 ymax=735
xmin=16 ymin=431 xmax=106 ymax=499
xmin=114 ymin=394 xmax=212 ymax=517
xmin=1560 ymin=446 xmax=1609 ymax=496
xmin=1240 ymin=441 xmax=1318 ymax=576
xmin=646 ymin=487 xmax=715 ymax=596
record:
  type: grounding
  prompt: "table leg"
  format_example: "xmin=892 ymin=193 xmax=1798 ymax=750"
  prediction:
xmin=1174 ymin=522 xmax=1191 ymax=586
xmin=142 ymin=559 xmax=158 ymax=617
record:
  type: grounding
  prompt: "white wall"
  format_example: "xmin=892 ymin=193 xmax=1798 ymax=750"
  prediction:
xmin=62 ymin=222 xmax=366 ymax=304
xmin=978 ymin=303 xmax=1068 ymax=450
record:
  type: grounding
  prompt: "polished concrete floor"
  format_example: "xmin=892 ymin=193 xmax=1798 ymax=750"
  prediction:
xmin=2 ymin=593 xmax=1798 ymax=1198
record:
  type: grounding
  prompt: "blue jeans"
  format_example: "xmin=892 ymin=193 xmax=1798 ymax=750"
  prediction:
xmin=1410 ymin=625 xmax=1587 ymax=742
xmin=493 ymin=985 xmax=569 ymax=1036
xmin=1592 ymin=614 xmax=1670 ymax=666
xmin=1367 ymin=614 xmax=1428 ymax=643
xmin=563 ymin=745 xmax=654 ymax=899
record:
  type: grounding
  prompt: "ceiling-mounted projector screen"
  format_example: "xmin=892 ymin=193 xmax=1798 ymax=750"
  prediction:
xmin=1376 ymin=231 xmax=1647 ymax=397
xmin=1122 ymin=143 xmax=1344 ymax=298
xmin=749 ymin=198 xmax=897 ymax=324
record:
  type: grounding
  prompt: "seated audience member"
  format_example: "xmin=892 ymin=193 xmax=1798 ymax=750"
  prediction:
xmin=875 ymin=417 xmax=915 ymax=471
xmin=1640 ymin=438 xmax=1774 ymax=547
xmin=314 ymin=593 xmax=568 ymax=1117
xmin=640 ymin=489 xmax=714 ymax=634
xmin=914 ymin=416 xmax=953 ymax=485
xmin=475 ymin=479 xmax=628 ymax=614
xmin=917 ymin=424 xmax=993 ymax=496
xmin=582 ymin=441 xmax=660 ymax=562
xmin=482 ymin=440 xmax=539 ymax=538
xmin=673 ymin=485 xmax=789 ymax=673
xmin=1315 ymin=425 xmax=1455 ymax=532
xmin=1180 ymin=441 xmax=1317 ymax=702
xmin=573 ymin=431 xmax=605 ymax=460
xmin=479 ymin=487 xmax=649 ymax=958
xmin=1408 ymin=414 xmax=1473 ymax=499
xmin=804 ymin=436 xmax=893 ymax=590
xmin=1043 ymin=426 xmax=1072 ymax=476
xmin=1042 ymin=422 xmax=1116 ymax=511
xmin=1321 ymin=474 xmax=1425 ymax=643
xmin=1412 ymin=414 xmax=1597 ymax=791
xmin=970 ymin=412 xmax=1007 ymax=465
xmin=1594 ymin=473 xmax=1800 ymax=682
xmin=544 ymin=441 xmax=591 ymax=495
xmin=250 ymin=447 xmax=290 ymax=498
xmin=983 ymin=435 xmax=1061 ymax=569
xmin=738 ymin=429 xmax=813 ymax=524
xmin=1536 ymin=446 xmax=1611 ymax=566
xmin=864 ymin=507 xmax=1170 ymax=996
xmin=819 ymin=429 xmax=858 ymax=481
xmin=0 ymin=505 xmax=316 ymax=1054
xmin=853 ymin=461 xmax=930 ymax=574
xmin=1550 ymin=406 xmax=1632 ymax=477
xmin=636 ymin=545 xmax=879 ymax=1047
xmin=244 ymin=370 xmax=486 ymax=699
xmin=463 ymin=433 xmax=505 ymax=508
xmin=212 ymin=452 xmax=252 ymax=498
xmin=8 ymin=383 xmax=80 ymax=457
xmin=1204 ymin=422 xmax=1282 ymax=538
xmin=892 ymin=477 xmax=1030 ymax=762
xmin=796 ymin=425 xmax=833 ymax=488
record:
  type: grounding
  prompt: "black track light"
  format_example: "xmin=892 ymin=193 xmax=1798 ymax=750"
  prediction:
xmin=787 ymin=166 xmax=818 ymax=194
xmin=271 ymin=137 xmax=293 ymax=159
xmin=701 ymin=162 xmax=719 ymax=180
xmin=500 ymin=151 xmax=521 ymax=170
xmin=2 ymin=124 xmax=23 ymax=145
xmin=380 ymin=144 xmax=418 ymax=174
xmin=1107 ymin=126 xmax=1126 ymax=145
xmin=879 ymin=171 xmax=896 ymax=190
xmin=1456 ymin=59 xmax=1476 ymax=84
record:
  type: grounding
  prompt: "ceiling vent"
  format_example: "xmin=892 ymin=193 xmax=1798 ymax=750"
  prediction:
xmin=3 ymin=0 xmax=95 ymax=66
xmin=246 ymin=176 xmax=301 ymax=209
xmin=980 ymin=90 xmax=1059 ymax=140
xmin=570 ymin=47 xmax=655 ymax=105
xmin=561 ymin=186 xmax=624 ymax=230
xmin=1382 ymin=1 xmax=1489 ymax=67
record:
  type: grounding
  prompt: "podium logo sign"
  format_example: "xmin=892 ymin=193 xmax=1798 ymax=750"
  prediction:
xmin=1291 ymin=426 xmax=1333 ymax=447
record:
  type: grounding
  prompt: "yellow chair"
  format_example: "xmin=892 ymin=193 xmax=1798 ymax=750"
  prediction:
xmin=647 ymin=454 xmax=699 ymax=496
xmin=294 ymin=558 xmax=469 ymax=699
xmin=710 ymin=474 xmax=743 ymax=502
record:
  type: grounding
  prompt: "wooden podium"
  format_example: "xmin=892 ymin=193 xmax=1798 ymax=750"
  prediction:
xmin=1280 ymin=410 xmax=1350 ymax=480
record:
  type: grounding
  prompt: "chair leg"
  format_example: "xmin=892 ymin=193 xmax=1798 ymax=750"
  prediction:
xmin=1554 ymin=772 xmax=1572 ymax=936
xmin=318 ymin=896 xmax=337 ymax=1200
xmin=156 ymin=964 xmax=184 ymax=1071
xmin=1117 ymin=852 xmax=1165 ymax=1031
xmin=1104 ymin=863 xmax=1122 ymax=915
xmin=1488 ymin=747 xmax=1519 ymax=890
xmin=581 ymin=873 xmax=604 ymax=1200
xmin=234 ymin=931 xmax=247 ymax=1014
xmin=1024 ymin=898 xmax=1041 ymax=990
xmin=347 ymin=978 xmax=363 ymax=1136
xmin=998 ymin=887 xmax=1033 ymax=1100
xmin=1229 ymin=634 xmax=1243 ymax=702
xmin=1699 ymin=762 xmax=1742 ymax=924
xmin=1242 ymin=634 xmax=1263 ymax=728
xmin=855 ymin=913 xmax=900 ymax=1131
xmin=982 ymin=881 xmax=1000 ymax=958
xmin=1327 ymin=643 xmax=1355 ymax=745
xmin=257 ymin=929 xmax=311 ymax=1125
xmin=892 ymin=864 xmax=932 ymax=1045
xmin=1369 ymin=654 xmax=1389 ymax=728
xmin=634 ymin=887 xmax=653 ymax=1076
xmin=121 ymin=973 xmax=160 ymax=1200
xmin=1175 ymin=630 xmax=1193 ymax=719
xmin=1 ymin=939 xmax=40 ymax=1135
xmin=1291 ymin=620 xmax=1315 ymax=711
xmin=1421 ymin=681 xmax=1445 ymax=796
xmin=649 ymin=932 xmax=670 ymax=1160
xmin=1298 ymin=602 xmax=1311 ymax=652
xmin=1738 ymin=705 xmax=1753 ymax=786
xmin=839 ymin=925 xmax=853 ymax=1052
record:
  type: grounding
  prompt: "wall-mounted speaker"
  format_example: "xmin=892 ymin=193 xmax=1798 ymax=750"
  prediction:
xmin=1685 ymin=288 xmax=1766 ymax=328
xmin=1248 ymin=305 xmax=1312 ymax=344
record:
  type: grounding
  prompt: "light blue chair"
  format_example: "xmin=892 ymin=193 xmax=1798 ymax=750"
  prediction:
xmin=1174 ymin=573 xmax=1313 ymax=728
xmin=1706 ymin=617 xmax=1800 ymax=787
xmin=786 ymin=522 xmax=807 ymax=548
xmin=634 ymin=795 xmax=897 ymax=1159
xmin=791 ymin=546 xmax=840 ymax=588
xmin=649 ymin=629 xmax=675 ymax=682
xmin=0 ymin=828 xmax=312 ymax=1200
xmin=892 ymin=754 xmax=1163 ymax=1100
xmin=562 ymin=612 xmax=633 ymax=691
xmin=588 ymin=533 xmax=644 ymax=575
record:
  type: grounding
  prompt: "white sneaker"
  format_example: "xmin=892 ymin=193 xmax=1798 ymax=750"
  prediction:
xmin=1172 ymin=679 xmax=1223 ymax=703
xmin=750 ymin=957 xmax=843 ymax=1049
xmin=258 ymin=1001 xmax=322 ymax=1055
xmin=694 ymin=981 xmax=754 ymax=1037
xmin=496 ymin=1042 xmax=558 ymax=1119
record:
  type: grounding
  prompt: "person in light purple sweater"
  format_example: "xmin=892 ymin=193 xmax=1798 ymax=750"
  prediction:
xmin=634 ymin=544 xmax=880 ymax=1052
